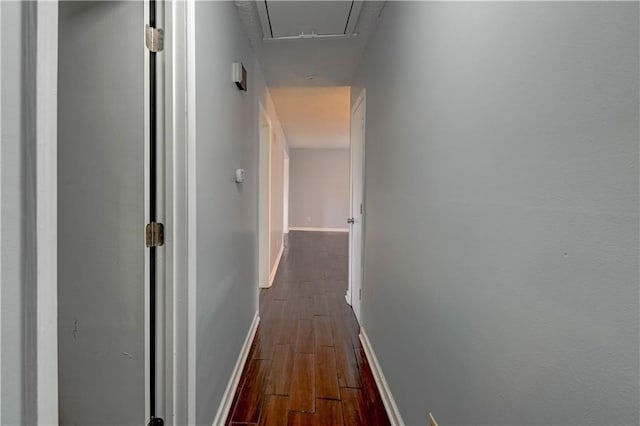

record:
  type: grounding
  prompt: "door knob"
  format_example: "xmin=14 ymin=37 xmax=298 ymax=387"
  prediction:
xmin=347 ymin=218 xmax=355 ymax=224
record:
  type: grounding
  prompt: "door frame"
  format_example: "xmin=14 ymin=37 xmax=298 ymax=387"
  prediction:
xmin=347 ymin=89 xmax=366 ymax=318
xmin=283 ymin=150 xmax=290 ymax=234
xmin=183 ymin=0 xmax=198 ymax=423
xmin=258 ymin=102 xmax=273 ymax=288
xmin=49 ymin=0 xmax=163 ymax=423
xmin=146 ymin=0 xmax=172 ymax=421
xmin=1 ymin=4 xmax=3 ymax=421
xmin=35 ymin=0 xmax=175 ymax=423
xmin=165 ymin=0 xmax=190 ymax=424
xmin=33 ymin=2 xmax=60 ymax=423
xmin=4 ymin=2 xmax=63 ymax=422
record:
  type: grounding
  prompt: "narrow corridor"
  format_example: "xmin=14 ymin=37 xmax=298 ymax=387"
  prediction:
xmin=226 ymin=232 xmax=390 ymax=425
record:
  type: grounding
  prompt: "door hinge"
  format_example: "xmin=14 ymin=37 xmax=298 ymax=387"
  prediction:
xmin=360 ymin=203 xmax=363 ymax=215
xmin=145 ymin=25 xmax=164 ymax=52
xmin=359 ymin=288 xmax=362 ymax=300
xmin=148 ymin=417 xmax=164 ymax=426
xmin=146 ymin=222 xmax=165 ymax=247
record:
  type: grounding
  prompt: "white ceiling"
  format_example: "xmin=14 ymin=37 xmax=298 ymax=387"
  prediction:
xmin=238 ymin=1 xmax=385 ymax=87
xmin=263 ymin=1 xmax=358 ymax=38
xmin=269 ymin=86 xmax=351 ymax=149
xmin=235 ymin=1 xmax=385 ymax=148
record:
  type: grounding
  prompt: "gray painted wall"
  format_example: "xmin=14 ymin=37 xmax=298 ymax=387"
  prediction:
xmin=1 ymin=2 xmax=26 ymax=424
xmin=193 ymin=2 xmax=287 ymax=423
xmin=57 ymin=2 xmax=146 ymax=424
xmin=289 ymin=148 xmax=350 ymax=230
xmin=353 ymin=2 xmax=639 ymax=424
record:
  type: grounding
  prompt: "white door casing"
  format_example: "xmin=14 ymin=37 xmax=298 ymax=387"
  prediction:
xmin=283 ymin=152 xmax=289 ymax=234
xmin=258 ymin=103 xmax=272 ymax=288
xmin=36 ymin=2 xmax=59 ymax=422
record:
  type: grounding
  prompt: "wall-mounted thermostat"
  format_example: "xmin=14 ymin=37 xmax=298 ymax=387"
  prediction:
xmin=232 ymin=62 xmax=247 ymax=92
xmin=235 ymin=168 xmax=245 ymax=183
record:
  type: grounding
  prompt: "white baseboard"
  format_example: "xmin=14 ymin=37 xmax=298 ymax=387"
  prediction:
xmin=211 ymin=312 xmax=260 ymax=426
xmin=359 ymin=327 xmax=405 ymax=426
xmin=288 ymin=227 xmax=349 ymax=233
xmin=269 ymin=244 xmax=284 ymax=286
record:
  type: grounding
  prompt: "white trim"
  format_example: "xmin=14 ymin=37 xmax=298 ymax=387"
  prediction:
xmin=186 ymin=0 xmax=198 ymax=423
xmin=153 ymin=1 xmax=167 ymax=418
xmin=282 ymin=152 xmax=289 ymax=234
xmin=268 ymin=243 xmax=284 ymax=287
xmin=165 ymin=0 xmax=189 ymax=423
xmin=359 ymin=328 xmax=405 ymax=426
xmin=0 ymin=2 xmax=4 ymax=422
xmin=258 ymin=102 xmax=272 ymax=289
xmin=35 ymin=2 xmax=59 ymax=423
xmin=268 ymin=125 xmax=272 ymax=285
xmin=143 ymin=1 xmax=152 ymax=420
xmin=352 ymin=89 xmax=366 ymax=116
xmin=289 ymin=227 xmax=349 ymax=233
xmin=211 ymin=312 xmax=260 ymax=426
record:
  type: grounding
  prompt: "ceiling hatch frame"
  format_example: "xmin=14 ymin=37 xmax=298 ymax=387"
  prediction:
xmin=256 ymin=0 xmax=364 ymax=41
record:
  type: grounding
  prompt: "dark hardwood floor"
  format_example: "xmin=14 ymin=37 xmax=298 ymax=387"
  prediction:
xmin=226 ymin=231 xmax=390 ymax=425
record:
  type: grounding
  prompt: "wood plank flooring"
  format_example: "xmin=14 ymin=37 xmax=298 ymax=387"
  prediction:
xmin=226 ymin=231 xmax=390 ymax=425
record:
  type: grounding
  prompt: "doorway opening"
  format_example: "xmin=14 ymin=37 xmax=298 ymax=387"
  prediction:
xmin=347 ymin=90 xmax=366 ymax=322
xmin=56 ymin=1 xmax=163 ymax=424
xmin=258 ymin=101 xmax=288 ymax=289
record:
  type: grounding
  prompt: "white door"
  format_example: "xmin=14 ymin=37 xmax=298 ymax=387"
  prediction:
xmin=348 ymin=91 xmax=366 ymax=322
xmin=57 ymin=1 xmax=155 ymax=424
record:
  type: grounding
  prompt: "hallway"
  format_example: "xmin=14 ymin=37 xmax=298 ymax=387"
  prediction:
xmin=226 ymin=232 xmax=390 ymax=425
xmin=2 ymin=1 xmax=638 ymax=424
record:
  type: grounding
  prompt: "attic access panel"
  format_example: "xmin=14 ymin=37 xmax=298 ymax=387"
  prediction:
xmin=258 ymin=1 xmax=363 ymax=39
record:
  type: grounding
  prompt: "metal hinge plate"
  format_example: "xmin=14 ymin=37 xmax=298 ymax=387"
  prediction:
xmin=359 ymin=288 xmax=362 ymax=300
xmin=146 ymin=222 xmax=165 ymax=247
xmin=148 ymin=417 xmax=164 ymax=426
xmin=145 ymin=25 xmax=164 ymax=52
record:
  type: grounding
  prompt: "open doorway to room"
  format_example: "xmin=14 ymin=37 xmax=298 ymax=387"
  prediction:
xmin=348 ymin=89 xmax=366 ymax=322
xmin=285 ymin=89 xmax=352 ymax=236
xmin=258 ymin=101 xmax=289 ymax=289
